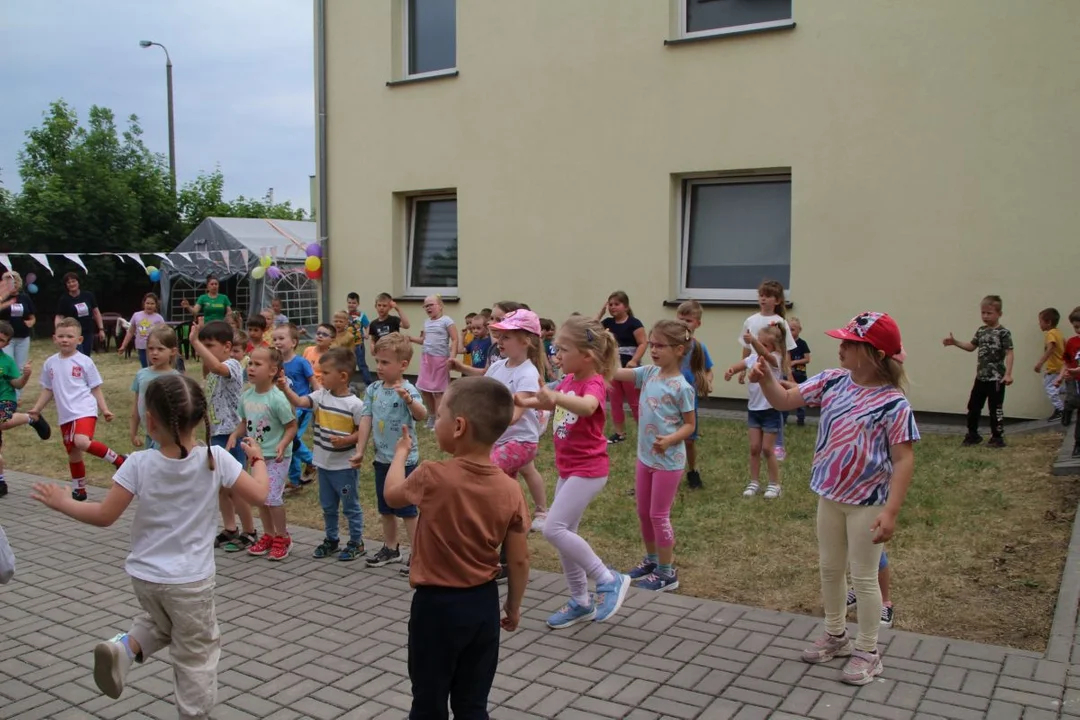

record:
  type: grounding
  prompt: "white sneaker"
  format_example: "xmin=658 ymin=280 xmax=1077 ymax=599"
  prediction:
xmin=93 ymin=634 xmax=134 ymax=699
xmin=775 ymin=446 xmax=787 ymax=462
xmin=743 ymin=481 xmax=760 ymax=497
xmin=764 ymin=484 xmax=782 ymax=499
xmin=530 ymin=513 xmax=547 ymax=533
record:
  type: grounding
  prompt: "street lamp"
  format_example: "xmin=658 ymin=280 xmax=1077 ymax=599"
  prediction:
xmin=139 ymin=40 xmax=176 ymax=194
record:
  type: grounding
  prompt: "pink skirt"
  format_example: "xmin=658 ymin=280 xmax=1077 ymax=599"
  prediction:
xmin=417 ymin=353 xmax=450 ymax=393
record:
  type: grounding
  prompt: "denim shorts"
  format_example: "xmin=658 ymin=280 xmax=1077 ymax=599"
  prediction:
xmin=373 ymin=461 xmax=419 ymax=518
xmin=210 ymin=434 xmax=247 ymax=467
xmin=879 ymin=549 xmax=889 ymax=571
xmin=747 ymin=408 xmax=782 ymax=434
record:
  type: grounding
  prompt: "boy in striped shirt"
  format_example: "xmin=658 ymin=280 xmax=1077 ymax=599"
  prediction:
xmin=278 ymin=346 xmax=366 ymax=561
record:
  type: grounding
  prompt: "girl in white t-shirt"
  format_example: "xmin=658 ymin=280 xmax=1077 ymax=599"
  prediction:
xmin=410 ymin=294 xmax=457 ymax=430
xmin=31 ymin=374 xmax=269 ymax=717
xmin=739 ymin=280 xmax=797 ymax=460
xmin=725 ymin=323 xmax=789 ymax=499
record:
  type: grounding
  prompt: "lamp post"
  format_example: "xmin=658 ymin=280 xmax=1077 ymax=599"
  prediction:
xmin=139 ymin=40 xmax=176 ymax=194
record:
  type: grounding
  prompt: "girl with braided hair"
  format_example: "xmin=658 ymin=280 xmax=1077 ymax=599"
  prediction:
xmin=31 ymin=374 xmax=270 ymax=715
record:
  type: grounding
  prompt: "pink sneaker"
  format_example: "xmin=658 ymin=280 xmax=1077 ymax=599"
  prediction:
xmin=802 ymin=631 xmax=853 ymax=664
xmin=842 ymin=649 xmax=883 ymax=685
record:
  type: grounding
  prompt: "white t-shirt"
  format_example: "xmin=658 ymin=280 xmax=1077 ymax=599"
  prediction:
xmin=40 ymin=352 xmax=103 ymax=425
xmin=422 ymin=315 xmax=455 ymax=357
xmin=309 ymin=389 xmax=365 ymax=471
xmin=486 ymin=358 xmax=541 ymax=444
xmin=744 ymin=352 xmax=783 ymax=411
xmin=113 ymin=446 xmax=243 ymax=584
xmin=740 ymin=313 xmax=797 ymax=353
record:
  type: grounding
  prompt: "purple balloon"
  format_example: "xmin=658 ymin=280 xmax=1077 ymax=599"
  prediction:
xmin=305 ymin=242 xmax=322 ymax=258
xmin=25 ymin=273 xmax=37 ymax=284
xmin=266 ymin=265 xmax=283 ymax=281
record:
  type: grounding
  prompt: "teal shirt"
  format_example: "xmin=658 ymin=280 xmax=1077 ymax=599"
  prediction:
xmin=362 ymin=379 xmax=422 ymax=465
xmin=131 ymin=367 xmax=180 ymax=442
xmin=0 ymin=353 xmax=20 ymax=404
xmin=238 ymin=386 xmax=296 ymax=458
xmin=633 ymin=365 xmax=696 ymax=472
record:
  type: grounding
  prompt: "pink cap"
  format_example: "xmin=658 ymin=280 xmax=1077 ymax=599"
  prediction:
xmin=825 ymin=311 xmax=906 ymax=361
xmin=490 ymin=309 xmax=541 ymax=336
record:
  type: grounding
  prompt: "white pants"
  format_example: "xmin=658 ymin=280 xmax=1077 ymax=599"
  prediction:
xmin=542 ymin=476 xmax=610 ymax=606
xmin=817 ymin=497 xmax=883 ymax=653
xmin=1044 ymin=372 xmax=1065 ymax=412
xmin=2 ymin=337 xmax=29 ymax=398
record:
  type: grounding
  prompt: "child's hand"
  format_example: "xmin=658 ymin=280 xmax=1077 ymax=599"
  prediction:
xmin=226 ymin=435 xmax=237 ymax=451
xmin=131 ymin=435 xmax=144 ymax=448
xmin=275 ymin=374 xmax=288 ymax=390
xmin=723 ymin=368 xmax=735 ymax=382
xmin=240 ymin=437 xmax=264 ymax=461
xmin=532 ymin=386 xmax=557 ymax=411
xmin=448 ymin=358 xmax=464 ymax=372
xmin=274 ymin=443 xmax=287 ymax=463
xmin=942 ymin=333 xmax=955 ymax=347
xmin=748 ymin=356 xmax=772 ymax=385
xmin=1055 ymin=377 xmax=1064 ymax=388
xmin=20 ymin=363 xmax=31 ymax=377
xmin=501 ymin=603 xmax=520 ymax=632
xmin=26 ymin=409 xmax=40 ymax=421
xmin=349 ymin=450 xmax=364 ymax=468
xmin=390 ymin=300 xmax=399 ymax=311
xmin=102 ymin=409 xmax=114 ymax=422
xmin=395 ymin=426 xmax=412 ymax=456
xmin=737 ymin=369 xmax=747 ymax=385
xmin=1003 ymin=374 xmax=1013 ymax=386
xmin=30 ymin=482 xmax=68 ymax=510
xmin=330 ymin=435 xmax=353 ymax=448
xmin=652 ymin=434 xmax=674 ymax=454
xmin=742 ymin=330 xmax=754 ymax=346
xmin=871 ymin=510 xmax=896 ymax=544
xmin=394 ymin=385 xmax=412 ymax=404
xmin=1034 ymin=363 xmax=1043 ymax=374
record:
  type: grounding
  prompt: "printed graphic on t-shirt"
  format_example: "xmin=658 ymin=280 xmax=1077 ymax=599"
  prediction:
xmin=10 ymin=304 xmax=23 ymax=318
xmin=137 ymin=317 xmax=153 ymax=338
xmin=552 ymin=392 xmax=579 ymax=440
xmin=74 ymin=302 xmax=89 ymax=317
xmin=71 ymin=365 xmax=83 ymax=379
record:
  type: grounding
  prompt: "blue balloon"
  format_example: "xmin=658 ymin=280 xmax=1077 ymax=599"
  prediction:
xmin=27 ymin=283 xmax=38 ymax=294
xmin=149 ymin=270 xmax=161 ymax=283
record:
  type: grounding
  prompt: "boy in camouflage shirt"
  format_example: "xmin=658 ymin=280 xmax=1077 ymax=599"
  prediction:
xmin=943 ymin=294 xmax=1014 ymax=447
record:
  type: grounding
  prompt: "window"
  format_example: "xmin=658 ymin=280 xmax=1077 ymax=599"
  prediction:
xmin=681 ymin=0 xmax=793 ymax=39
xmin=405 ymin=0 xmax=456 ymax=77
xmin=406 ymin=194 xmax=458 ymax=295
xmin=680 ymin=175 xmax=791 ymax=301
xmin=270 ymin=272 xmax=319 ymax=329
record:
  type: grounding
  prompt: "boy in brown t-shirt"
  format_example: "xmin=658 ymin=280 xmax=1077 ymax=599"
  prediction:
xmin=384 ymin=376 xmax=530 ymax=718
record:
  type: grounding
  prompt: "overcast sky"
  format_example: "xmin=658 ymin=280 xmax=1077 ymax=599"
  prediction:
xmin=0 ymin=0 xmax=315 ymax=212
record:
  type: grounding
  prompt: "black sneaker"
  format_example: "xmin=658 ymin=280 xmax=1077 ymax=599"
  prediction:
xmin=215 ymin=529 xmax=239 ymax=549
xmin=961 ymin=433 xmax=982 ymax=446
xmin=72 ymin=489 xmax=87 ymax=502
xmin=338 ymin=540 xmax=365 ymax=561
xmin=496 ymin=564 xmax=509 ymax=584
xmin=987 ymin=436 xmax=1006 ymax=448
xmin=28 ymin=415 xmax=51 ymax=440
xmin=607 ymin=433 xmax=626 ymax=445
xmin=1065 ymin=411 xmax=1074 ymax=427
xmin=1049 ymin=410 xmax=1064 ymax=423
xmin=398 ymin=558 xmax=411 ymax=577
xmin=686 ymin=470 xmax=703 ymax=490
xmin=1073 ymin=444 xmax=1080 ymax=458
xmin=846 ymin=587 xmax=857 ymax=608
xmin=222 ymin=532 xmax=257 ymax=553
xmin=880 ymin=604 xmax=895 ymax=628
xmin=366 ymin=545 xmax=401 ymax=567
xmin=312 ymin=538 xmax=340 ymax=559
xmin=0 ymin=480 xmax=7 ymax=498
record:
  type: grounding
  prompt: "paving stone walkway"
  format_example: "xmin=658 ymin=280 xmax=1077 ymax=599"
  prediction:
xmin=0 ymin=470 xmax=1077 ymax=720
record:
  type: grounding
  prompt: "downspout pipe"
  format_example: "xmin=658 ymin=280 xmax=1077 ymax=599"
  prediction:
xmin=315 ymin=0 xmax=331 ymax=322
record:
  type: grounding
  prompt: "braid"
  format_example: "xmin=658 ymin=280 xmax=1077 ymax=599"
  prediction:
xmin=200 ymin=395 xmax=215 ymax=470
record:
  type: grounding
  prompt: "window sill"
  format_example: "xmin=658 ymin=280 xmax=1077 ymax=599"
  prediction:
xmin=663 ymin=299 xmax=794 ymax=309
xmin=665 ymin=21 xmax=795 ymax=46
xmin=394 ymin=295 xmax=460 ymax=304
xmin=386 ymin=70 xmax=459 ymax=87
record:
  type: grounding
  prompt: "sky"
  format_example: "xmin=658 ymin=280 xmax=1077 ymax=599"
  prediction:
xmin=0 ymin=0 xmax=315 ymax=213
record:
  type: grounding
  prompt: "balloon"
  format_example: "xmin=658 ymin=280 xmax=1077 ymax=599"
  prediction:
xmin=145 ymin=265 xmax=158 ymax=276
xmin=149 ymin=269 xmax=161 ymax=283
xmin=304 ymin=267 xmax=322 ymax=281
xmin=27 ymin=283 xmax=38 ymax=294
xmin=251 ymin=266 xmax=266 ymax=280
xmin=305 ymin=242 xmax=322 ymax=258
xmin=304 ymin=256 xmax=322 ymax=272
xmin=25 ymin=273 xmax=36 ymax=284
xmin=260 ymin=255 xmax=272 ymax=268
xmin=266 ymin=265 xmax=283 ymax=281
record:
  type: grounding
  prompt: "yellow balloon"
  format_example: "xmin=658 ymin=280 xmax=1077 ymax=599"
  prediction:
xmin=305 ymin=256 xmax=322 ymax=272
xmin=251 ymin=266 xmax=266 ymax=280
xmin=260 ymin=255 xmax=272 ymax=268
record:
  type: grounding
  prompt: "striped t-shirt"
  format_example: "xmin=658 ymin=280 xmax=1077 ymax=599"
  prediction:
xmin=800 ymin=369 xmax=920 ymax=506
xmin=308 ymin=389 xmax=365 ymax=471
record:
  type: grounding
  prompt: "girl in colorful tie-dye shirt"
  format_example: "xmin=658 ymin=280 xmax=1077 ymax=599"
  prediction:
xmin=749 ymin=311 xmax=918 ymax=687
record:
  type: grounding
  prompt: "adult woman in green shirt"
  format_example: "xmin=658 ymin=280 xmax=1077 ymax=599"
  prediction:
xmin=180 ymin=275 xmax=232 ymax=324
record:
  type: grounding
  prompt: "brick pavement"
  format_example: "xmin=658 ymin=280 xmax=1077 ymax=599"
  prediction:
xmin=0 ymin=470 xmax=1075 ymax=720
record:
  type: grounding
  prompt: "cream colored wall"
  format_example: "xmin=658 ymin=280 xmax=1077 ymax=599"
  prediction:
xmin=324 ymin=0 xmax=1080 ymax=418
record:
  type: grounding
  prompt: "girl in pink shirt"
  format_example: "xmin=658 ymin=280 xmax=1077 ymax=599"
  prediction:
xmin=521 ymin=315 xmax=631 ymax=630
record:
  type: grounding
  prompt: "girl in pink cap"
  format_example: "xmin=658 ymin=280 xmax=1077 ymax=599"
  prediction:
xmin=749 ymin=311 xmax=919 ymax=686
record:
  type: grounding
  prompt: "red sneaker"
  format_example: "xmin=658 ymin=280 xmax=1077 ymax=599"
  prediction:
xmin=268 ymin=535 xmax=291 ymax=561
xmin=247 ymin=534 xmax=273 ymax=556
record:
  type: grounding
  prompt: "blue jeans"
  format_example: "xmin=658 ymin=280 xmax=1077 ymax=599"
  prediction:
xmin=354 ymin=345 xmax=373 ymax=385
xmin=137 ymin=348 xmax=148 ymax=368
xmin=289 ymin=409 xmax=314 ymax=484
xmin=210 ymin=434 xmax=246 ymax=466
xmin=319 ymin=467 xmax=363 ymax=543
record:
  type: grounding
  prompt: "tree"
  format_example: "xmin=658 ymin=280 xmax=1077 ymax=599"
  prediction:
xmin=177 ymin=167 xmax=305 ymax=237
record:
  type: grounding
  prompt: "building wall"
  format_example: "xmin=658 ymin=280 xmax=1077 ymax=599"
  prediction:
xmin=323 ymin=0 xmax=1080 ymax=417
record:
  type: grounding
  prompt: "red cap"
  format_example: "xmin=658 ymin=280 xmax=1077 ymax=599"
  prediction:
xmin=825 ymin=312 xmax=905 ymax=361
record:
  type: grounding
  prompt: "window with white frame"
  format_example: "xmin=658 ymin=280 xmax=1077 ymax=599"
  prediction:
xmin=405 ymin=0 xmax=456 ymax=77
xmin=406 ymin=194 xmax=458 ymax=295
xmin=681 ymin=0 xmax=793 ymax=39
xmin=680 ymin=175 xmax=791 ymax=301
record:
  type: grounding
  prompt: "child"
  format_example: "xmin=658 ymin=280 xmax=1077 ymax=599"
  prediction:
xmin=351 ymin=333 xmax=427 ymax=571
xmin=740 ymin=280 xmax=797 ymax=461
xmin=751 ymin=311 xmax=918 ymax=685
xmin=848 ymin=549 xmax=896 ymax=628
xmin=332 ymin=311 xmax=354 ymax=353
xmin=367 ymin=292 xmax=412 ymax=349
xmin=943 ymin=294 xmax=1014 ymax=447
xmin=31 ymin=374 xmax=269 ymax=714
xmin=725 ymin=323 xmax=788 ymax=499
xmin=540 ymin=317 xmax=559 ymax=382
xmin=28 ymin=318 xmax=124 ymax=502
xmin=305 ymin=323 xmax=337 ymax=389
xmin=129 ymin=325 xmax=180 ymax=450
xmin=271 ymin=297 xmax=289 ymax=327
xmin=230 ymin=347 xmax=298 ymax=561
xmin=618 ymin=319 xmax=704 ymax=592
xmin=486 ymin=301 xmax=527 ymax=365
xmin=118 ymin=293 xmax=164 ymax=368
xmin=520 ymin=315 xmax=631 ymax=628
xmin=596 ymin=291 xmax=646 ymax=444
xmin=279 ymin=347 xmax=366 ymax=560
xmin=788 ymin=316 xmax=812 ymax=426
xmin=461 ymin=312 xmax=477 ymax=367
xmin=410 ymin=295 xmax=457 ymax=430
xmin=1055 ymin=307 xmax=1080 ymax=455
xmin=0 ymin=320 xmax=51 ymax=498
xmin=463 ymin=314 xmax=493 ymax=370
xmin=190 ymin=319 xmax=256 ymax=551
xmin=675 ymin=301 xmax=714 ymax=489
xmin=347 ymin=292 xmax=373 ymax=385
xmin=246 ymin=314 xmax=269 ymax=354
xmin=1035 ymin=307 xmax=1065 ymax=421
xmin=382 ymin=377 xmax=529 ymax=717
xmin=274 ymin=324 xmax=316 ymax=489
xmin=232 ymin=331 xmax=249 ymax=378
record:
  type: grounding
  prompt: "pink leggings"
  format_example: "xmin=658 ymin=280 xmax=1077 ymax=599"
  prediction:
xmin=609 ymin=379 xmax=640 ymax=427
xmin=635 ymin=460 xmax=681 ymax=547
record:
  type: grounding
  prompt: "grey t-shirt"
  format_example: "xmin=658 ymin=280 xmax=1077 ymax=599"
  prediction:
xmin=206 ymin=358 xmax=244 ymax=436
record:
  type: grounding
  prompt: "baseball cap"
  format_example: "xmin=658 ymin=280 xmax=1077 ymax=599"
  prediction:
xmin=825 ymin=312 xmax=905 ymax=360
xmin=490 ymin=309 xmax=541 ymax=336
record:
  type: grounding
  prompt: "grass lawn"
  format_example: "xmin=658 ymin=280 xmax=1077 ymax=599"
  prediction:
xmin=2 ymin=342 xmax=1076 ymax=651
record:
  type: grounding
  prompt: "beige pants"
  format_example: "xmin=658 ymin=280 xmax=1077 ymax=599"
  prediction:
xmin=817 ymin=497 xmax=883 ymax=652
xmin=128 ymin=576 xmax=220 ymax=719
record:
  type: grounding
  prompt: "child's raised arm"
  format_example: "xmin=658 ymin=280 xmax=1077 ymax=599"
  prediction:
xmin=10 ymin=364 xmax=31 ymax=390
xmin=393 ymin=301 xmax=411 ymax=330
xmin=276 ymin=374 xmax=313 ymax=409
xmin=747 ymin=356 xmax=805 ymax=411
xmin=31 ymin=481 xmax=134 ymax=528
xmin=942 ymin=332 xmax=975 ymax=352
xmin=450 ymin=358 xmax=485 ymax=377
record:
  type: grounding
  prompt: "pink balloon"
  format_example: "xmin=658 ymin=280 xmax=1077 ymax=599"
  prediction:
xmin=25 ymin=273 xmax=36 ymax=284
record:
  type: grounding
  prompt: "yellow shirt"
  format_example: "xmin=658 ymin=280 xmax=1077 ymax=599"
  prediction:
xmin=1045 ymin=328 xmax=1065 ymax=374
xmin=462 ymin=330 xmax=475 ymax=366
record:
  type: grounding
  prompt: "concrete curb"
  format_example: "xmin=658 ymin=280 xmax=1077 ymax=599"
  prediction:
xmin=1055 ymin=430 xmax=1080 ymax=476
xmin=1047 ymin=490 xmax=1080 ymax=662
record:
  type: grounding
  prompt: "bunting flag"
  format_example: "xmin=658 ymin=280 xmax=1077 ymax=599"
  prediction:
xmin=124 ymin=253 xmax=147 ymax=271
xmin=0 ymin=254 xmax=9 ymax=272
xmin=153 ymin=252 xmax=172 ymax=266
xmin=240 ymin=249 xmax=249 ymax=267
xmin=62 ymin=253 xmax=88 ymax=273
xmin=222 ymin=250 xmax=230 ymax=274
xmin=0 ymin=248 xmax=295 ymax=276
xmin=28 ymin=254 xmax=53 ymax=274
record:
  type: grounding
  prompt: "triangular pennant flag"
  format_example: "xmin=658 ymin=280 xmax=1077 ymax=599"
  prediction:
xmin=29 ymin=254 xmax=53 ymax=274
xmin=62 ymin=253 xmax=88 ymax=273
xmin=113 ymin=253 xmax=127 ymax=263
xmin=124 ymin=253 xmax=147 ymax=271
xmin=222 ymin=250 xmax=230 ymax=274
xmin=177 ymin=252 xmax=193 ymax=263
xmin=197 ymin=251 xmax=210 ymax=262
xmin=0 ymin=254 xmax=9 ymax=271
xmin=240 ymin=249 xmax=250 ymax=267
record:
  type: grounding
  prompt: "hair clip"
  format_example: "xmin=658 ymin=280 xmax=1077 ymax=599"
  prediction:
xmin=585 ymin=328 xmax=594 ymax=342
